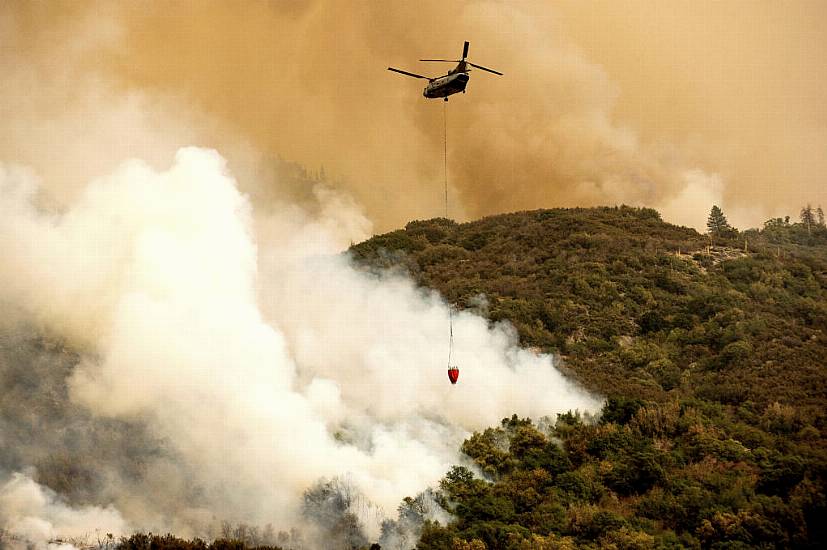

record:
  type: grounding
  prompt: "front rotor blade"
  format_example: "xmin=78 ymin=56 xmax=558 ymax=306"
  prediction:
xmin=419 ymin=59 xmax=459 ymax=63
xmin=387 ymin=67 xmax=430 ymax=80
xmin=468 ymin=62 xmax=503 ymax=76
xmin=462 ymin=41 xmax=469 ymax=60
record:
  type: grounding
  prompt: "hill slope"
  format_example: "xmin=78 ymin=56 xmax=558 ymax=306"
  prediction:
xmin=351 ymin=206 xmax=827 ymax=548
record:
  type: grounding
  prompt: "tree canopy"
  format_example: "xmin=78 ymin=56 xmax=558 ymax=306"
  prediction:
xmin=706 ymin=205 xmax=734 ymax=238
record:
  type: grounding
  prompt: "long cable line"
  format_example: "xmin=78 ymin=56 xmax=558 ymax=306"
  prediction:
xmin=443 ymin=99 xmax=448 ymax=219
xmin=447 ymin=310 xmax=454 ymax=369
xmin=443 ymin=100 xmax=454 ymax=373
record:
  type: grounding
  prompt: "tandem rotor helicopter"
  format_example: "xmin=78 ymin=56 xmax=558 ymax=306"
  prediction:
xmin=387 ymin=42 xmax=503 ymax=385
xmin=388 ymin=41 xmax=502 ymax=101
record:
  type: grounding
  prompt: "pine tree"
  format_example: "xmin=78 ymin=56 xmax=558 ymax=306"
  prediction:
xmin=800 ymin=204 xmax=815 ymax=235
xmin=706 ymin=205 xmax=732 ymax=237
xmin=817 ymin=205 xmax=825 ymax=227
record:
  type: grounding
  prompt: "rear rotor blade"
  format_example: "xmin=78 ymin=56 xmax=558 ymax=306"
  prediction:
xmin=387 ymin=67 xmax=430 ymax=80
xmin=468 ymin=62 xmax=503 ymax=76
xmin=462 ymin=41 xmax=469 ymax=60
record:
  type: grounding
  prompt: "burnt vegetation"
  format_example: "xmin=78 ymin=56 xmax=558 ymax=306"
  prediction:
xmin=349 ymin=206 xmax=827 ymax=548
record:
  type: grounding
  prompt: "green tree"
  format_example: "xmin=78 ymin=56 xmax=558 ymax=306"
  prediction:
xmin=706 ymin=205 xmax=733 ymax=237
xmin=800 ymin=204 xmax=816 ymax=235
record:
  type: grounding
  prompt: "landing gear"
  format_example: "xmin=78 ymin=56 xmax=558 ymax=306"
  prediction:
xmin=444 ymin=97 xmax=448 ymax=102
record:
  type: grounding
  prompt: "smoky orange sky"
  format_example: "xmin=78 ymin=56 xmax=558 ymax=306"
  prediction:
xmin=2 ymin=0 xmax=826 ymax=232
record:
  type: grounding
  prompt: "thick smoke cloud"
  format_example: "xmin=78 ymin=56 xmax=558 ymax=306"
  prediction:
xmin=5 ymin=2 xmax=825 ymax=232
xmin=0 ymin=147 xmax=599 ymax=545
xmin=93 ymin=0 xmax=825 ymax=230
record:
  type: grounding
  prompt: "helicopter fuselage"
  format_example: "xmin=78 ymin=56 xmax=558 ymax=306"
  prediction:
xmin=423 ymin=72 xmax=469 ymax=99
xmin=388 ymin=41 xmax=500 ymax=100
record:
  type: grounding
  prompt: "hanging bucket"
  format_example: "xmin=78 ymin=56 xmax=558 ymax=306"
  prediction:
xmin=448 ymin=366 xmax=459 ymax=384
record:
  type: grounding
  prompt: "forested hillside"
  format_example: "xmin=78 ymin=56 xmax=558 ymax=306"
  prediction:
xmin=350 ymin=206 xmax=827 ymax=548
xmin=5 ymin=207 xmax=824 ymax=550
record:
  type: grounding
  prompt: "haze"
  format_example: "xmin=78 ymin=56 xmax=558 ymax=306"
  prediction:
xmin=3 ymin=0 xmax=825 ymax=231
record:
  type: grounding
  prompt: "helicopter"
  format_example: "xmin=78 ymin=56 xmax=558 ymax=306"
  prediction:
xmin=388 ymin=41 xmax=502 ymax=101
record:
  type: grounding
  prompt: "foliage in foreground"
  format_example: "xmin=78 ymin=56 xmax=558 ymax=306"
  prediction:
xmin=116 ymin=532 xmax=384 ymax=550
xmin=117 ymin=533 xmax=284 ymax=550
xmin=417 ymin=409 xmax=825 ymax=549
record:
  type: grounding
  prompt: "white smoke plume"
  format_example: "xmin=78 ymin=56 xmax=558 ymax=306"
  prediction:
xmin=0 ymin=5 xmax=601 ymax=545
xmin=0 ymin=148 xmax=599 ymax=544
xmin=0 ymin=472 xmax=127 ymax=548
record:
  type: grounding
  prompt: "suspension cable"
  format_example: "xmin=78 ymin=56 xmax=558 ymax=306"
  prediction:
xmin=443 ymin=99 xmax=448 ymax=219
xmin=443 ymin=100 xmax=454 ymax=369
xmin=448 ymin=307 xmax=454 ymax=368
